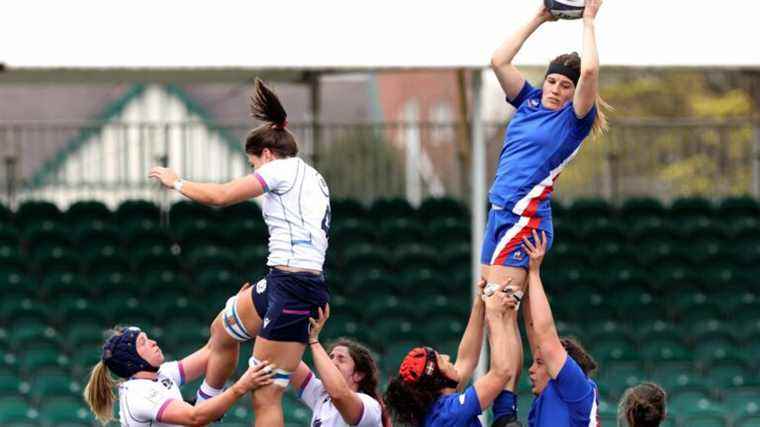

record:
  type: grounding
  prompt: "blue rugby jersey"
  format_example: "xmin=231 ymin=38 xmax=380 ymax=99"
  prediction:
xmin=528 ymin=356 xmax=600 ymax=427
xmin=488 ymin=82 xmax=596 ymax=231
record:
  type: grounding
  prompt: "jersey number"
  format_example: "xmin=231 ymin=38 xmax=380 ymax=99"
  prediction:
xmin=321 ymin=205 xmax=331 ymax=236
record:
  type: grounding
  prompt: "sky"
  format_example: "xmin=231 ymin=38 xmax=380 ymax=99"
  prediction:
xmin=3 ymin=0 xmax=759 ymax=68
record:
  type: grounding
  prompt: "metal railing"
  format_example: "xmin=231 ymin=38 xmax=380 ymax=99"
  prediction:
xmin=0 ymin=119 xmax=758 ymax=209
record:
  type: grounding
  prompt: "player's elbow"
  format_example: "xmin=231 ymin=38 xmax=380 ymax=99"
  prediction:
xmin=580 ymin=65 xmax=598 ymax=80
xmin=208 ymin=192 xmax=229 ymax=207
xmin=490 ymin=55 xmax=505 ymax=70
xmin=328 ymin=387 xmax=354 ymax=404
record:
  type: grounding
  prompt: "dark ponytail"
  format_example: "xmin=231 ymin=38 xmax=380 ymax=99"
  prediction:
xmin=245 ymin=78 xmax=298 ymax=158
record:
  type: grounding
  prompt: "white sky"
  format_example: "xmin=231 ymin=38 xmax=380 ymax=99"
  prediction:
xmin=3 ymin=0 xmax=759 ymax=68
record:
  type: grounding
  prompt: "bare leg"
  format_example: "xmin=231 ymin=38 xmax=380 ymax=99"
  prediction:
xmin=250 ymin=337 xmax=306 ymax=427
xmin=204 ymin=286 xmax=263 ymax=389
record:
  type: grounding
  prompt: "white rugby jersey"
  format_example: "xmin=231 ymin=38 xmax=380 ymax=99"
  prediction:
xmin=254 ymin=157 xmax=330 ymax=272
xmin=299 ymin=372 xmax=383 ymax=427
xmin=117 ymin=361 xmax=185 ymax=427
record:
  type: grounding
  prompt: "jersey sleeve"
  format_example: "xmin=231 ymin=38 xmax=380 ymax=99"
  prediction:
xmin=158 ymin=361 xmax=185 ymax=386
xmin=298 ymin=371 xmax=326 ymax=411
xmin=570 ymin=103 xmax=597 ymax=138
xmin=122 ymin=381 xmax=175 ymax=424
xmin=554 ymin=356 xmax=594 ymax=405
xmin=440 ymin=386 xmax=483 ymax=424
xmin=354 ymin=393 xmax=383 ymax=427
xmin=254 ymin=159 xmax=298 ymax=194
xmin=506 ymin=81 xmax=538 ymax=109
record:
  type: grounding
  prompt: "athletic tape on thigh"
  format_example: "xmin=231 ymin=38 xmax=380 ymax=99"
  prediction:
xmin=222 ymin=296 xmax=252 ymax=342
xmin=249 ymin=356 xmax=292 ymax=388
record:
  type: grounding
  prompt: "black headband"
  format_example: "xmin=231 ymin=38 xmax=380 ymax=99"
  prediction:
xmin=545 ymin=63 xmax=580 ymax=87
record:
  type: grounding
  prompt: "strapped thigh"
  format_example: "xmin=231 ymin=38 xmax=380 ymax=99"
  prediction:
xmin=221 ymin=295 xmax=253 ymax=342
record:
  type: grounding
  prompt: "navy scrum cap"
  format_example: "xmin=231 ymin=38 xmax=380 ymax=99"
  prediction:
xmin=102 ymin=326 xmax=158 ymax=378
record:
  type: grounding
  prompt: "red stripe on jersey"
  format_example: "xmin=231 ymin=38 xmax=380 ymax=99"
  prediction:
xmin=494 ymin=217 xmax=542 ymax=265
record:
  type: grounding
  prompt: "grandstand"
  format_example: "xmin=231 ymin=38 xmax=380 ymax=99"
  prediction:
xmin=0 ymin=195 xmax=759 ymax=426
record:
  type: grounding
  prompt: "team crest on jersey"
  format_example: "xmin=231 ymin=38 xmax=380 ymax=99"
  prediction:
xmin=529 ymin=98 xmax=539 ymax=108
xmin=256 ymin=279 xmax=267 ymax=294
xmin=263 ymin=317 xmax=271 ymax=329
xmin=160 ymin=378 xmax=173 ymax=389
xmin=513 ymin=251 xmax=523 ymax=260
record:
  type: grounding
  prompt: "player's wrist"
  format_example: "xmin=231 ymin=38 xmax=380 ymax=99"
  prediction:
xmin=173 ymin=178 xmax=185 ymax=192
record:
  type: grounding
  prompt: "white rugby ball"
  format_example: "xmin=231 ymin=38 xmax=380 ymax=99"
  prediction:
xmin=544 ymin=0 xmax=585 ymax=20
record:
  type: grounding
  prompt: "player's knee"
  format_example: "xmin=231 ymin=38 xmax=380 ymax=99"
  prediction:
xmin=251 ymin=383 xmax=284 ymax=409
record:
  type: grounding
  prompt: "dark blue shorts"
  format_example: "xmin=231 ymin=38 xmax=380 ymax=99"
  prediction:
xmin=480 ymin=207 xmax=553 ymax=269
xmin=251 ymin=268 xmax=329 ymax=343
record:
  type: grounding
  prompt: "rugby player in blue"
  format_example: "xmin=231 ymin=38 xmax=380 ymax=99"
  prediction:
xmin=482 ymin=0 xmax=607 ymax=299
xmin=385 ymin=281 xmax=522 ymax=426
xmin=522 ymin=230 xmax=600 ymax=426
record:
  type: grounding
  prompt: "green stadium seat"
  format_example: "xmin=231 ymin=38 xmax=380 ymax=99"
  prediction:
xmin=420 ymin=314 xmax=465 ymax=340
xmin=169 ymin=200 xmax=218 ymax=227
xmin=132 ymin=245 xmax=180 ymax=275
xmin=238 ymin=244 xmax=269 ymax=269
xmin=381 ymin=341 xmax=418 ymax=373
xmin=16 ymin=201 xmax=62 ymax=229
xmin=593 ymin=337 xmax=637 ymax=363
xmin=668 ymin=387 xmax=716 ymax=415
xmin=724 ymin=388 xmax=760 ymax=417
xmin=735 ymin=416 xmax=760 ymax=427
xmin=70 ymin=347 xmax=100 ymax=373
xmin=0 ymin=246 xmax=25 ymax=276
xmin=40 ymin=270 xmax=87 ymax=295
xmin=378 ymin=218 xmax=425 ymax=246
xmin=601 ymin=361 xmax=646 ymax=399
xmin=220 ymin=201 xmax=261 ymax=221
xmin=0 ymin=397 xmax=35 ymax=424
xmin=390 ymin=243 xmax=438 ymax=271
xmin=57 ymin=298 xmax=107 ymax=325
xmin=37 ymin=397 xmax=92 ymax=426
xmin=439 ymin=243 xmax=470 ymax=271
xmin=30 ymin=373 xmax=80 ymax=401
xmin=372 ymin=319 xmax=422 ymax=347
xmin=418 ymin=197 xmax=467 ymax=220
xmin=579 ymin=217 xmax=626 ymax=244
xmin=65 ymin=200 xmax=111 ymax=225
xmin=0 ymin=224 xmax=19 ymax=246
xmin=0 ymin=372 xmax=23 ymax=397
xmin=225 ymin=218 xmax=269 ymax=247
xmin=368 ymin=198 xmax=414 ymax=221
xmin=707 ymin=359 xmax=754 ymax=388
xmin=174 ymin=218 xmax=229 ymax=253
xmin=620 ymin=197 xmax=666 ymax=218
xmin=671 ymin=197 xmax=714 ymax=219
xmin=66 ymin=323 xmax=106 ymax=349
xmin=640 ymin=338 xmax=690 ymax=363
xmin=567 ymin=198 xmax=613 ymax=220
xmin=122 ymin=220 xmax=172 ymax=252
xmin=428 ymin=218 xmax=470 ymax=248
xmin=342 ymin=243 xmax=390 ymax=272
xmin=694 ymin=337 xmax=740 ymax=365
xmin=115 ymin=200 xmax=161 ymax=225
xmin=22 ymin=221 xmax=70 ymax=257
xmin=0 ymin=203 xmax=12 ymax=225
xmin=681 ymin=414 xmax=728 ymax=427
xmin=718 ymin=196 xmax=760 ymax=219
xmin=18 ymin=346 xmax=68 ymax=373
xmin=187 ymin=246 xmax=237 ymax=272
xmin=330 ymin=198 xmax=367 ymax=220
xmin=31 ymin=245 xmax=79 ymax=274
xmin=651 ymin=362 xmax=706 ymax=392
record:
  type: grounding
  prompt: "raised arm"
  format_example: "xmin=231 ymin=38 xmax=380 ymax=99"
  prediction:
xmin=307 ymin=305 xmax=366 ymax=425
xmin=453 ymin=279 xmax=487 ymax=388
xmin=178 ymin=342 xmax=212 ymax=384
xmin=523 ymin=230 xmax=566 ymax=379
xmin=491 ymin=5 xmax=556 ymax=100
xmin=160 ymin=361 xmax=274 ymax=425
xmin=573 ymin=0 xmax=603 ymax=118
xmin=473 ymin=292 xmax=519 ymax=410
xmin=149 ymin=166 xmax=264 ymax=207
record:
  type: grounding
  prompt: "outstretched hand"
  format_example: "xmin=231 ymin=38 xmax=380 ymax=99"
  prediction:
xmin=148 ymin=166 xmax=179 ymax=189
xmin=522 ymin=230 xmax=548 ymax=272
xmin=583 ymin=0 xmax=602 ymax=21
xmin=536 ymin=4 xmax=559 ymax=23
xmin=308 ymin=304 xmax=330 ymax=342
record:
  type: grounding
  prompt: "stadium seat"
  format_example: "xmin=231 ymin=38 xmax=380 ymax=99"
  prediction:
xmin=30 ymin=373 xmax=80 ymax=402
xmin=378 ymin=218 xmax=425 ymax=246
xmin=593 ymin=337 xmax=637 ymax=363
xmin=601 ymin=361 xmax=646 ymax=399
xmin=174 ymin=218 xmax=229 ymax=254
xmin=0 ymin=372 xmax=22 ymax=397
xmin=37 ymin=397 xmax=93 ymax=426
xmin=735 ymin=416 xmax=760 ymax=427
xmin=368 ymin=198 xmax=414 ymax=221
xmin=15 ymin=201 xmax=62 ymax=230
xmin=567 ymin=198 xmax=613 ymax=220
xmin=718 ymin=196 xmax=760 ymax=219
xmin=0 ymin=397 xmax=34 ymax=424
xmin=427 ymin=217 xmax=470 ymax=246
xmin=122 ymin=220 xmax=172 ymax=252
xmin=65 ymin=200 xmax=111 ymax=225
xmin=0 ymin=224 xmax=19 ymax=247
xmin=115 ymin=199 xmax=161 ymax=225
xmin=670 ymin=197 xmax=714 ymax=219
xmin=417 ymin=197 xmax=467 ymax=220
xmin=0 ymin=203 xmax=12 ymax=225
xmin=681 ymin=415 xmax=728 ymax=427
xmin=169 ymin=200 xmax=218 ymax=227
xmin=668 ymin=387 xmax=717 ymax=415
xmin=620 ymin=197 xmax=666 ymax=219
xmin=73 ymin=221 xmax=120 ymax=255
xmin=22 ymin=222 xmax=70 ymax=258
xmin=391 ymin=243 xmax=438 ymax=271
xmin=330 ymin=198 xmax=367 ymax=220
xmin=342 ymin=243 xmax=390 ymax=272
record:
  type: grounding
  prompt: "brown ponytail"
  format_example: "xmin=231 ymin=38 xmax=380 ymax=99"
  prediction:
xmin=618 ymin=382 xmax=667 ymax=427
xmin=549 ymin=52 xmax=611 ymax=139
xmin=83 ymin=360 xmax=119 ymax=425
xmin=245 ymin=78 xmax=298 ymax=158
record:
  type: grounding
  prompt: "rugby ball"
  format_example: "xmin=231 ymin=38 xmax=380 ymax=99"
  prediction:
xmin=544 ymin=0 xmax=585 ymax=20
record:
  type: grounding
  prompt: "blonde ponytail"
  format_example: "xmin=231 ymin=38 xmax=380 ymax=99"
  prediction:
xmin=83 ymin=361 xmax=118 ymax=425
xmin=591 ymin=94 xmax=612 ymax=139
